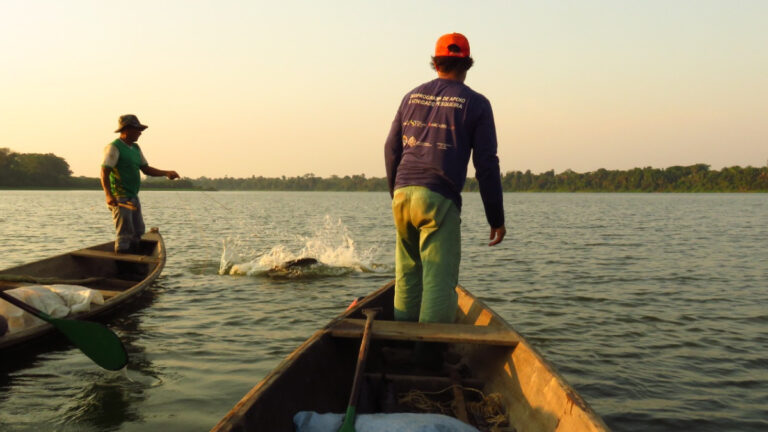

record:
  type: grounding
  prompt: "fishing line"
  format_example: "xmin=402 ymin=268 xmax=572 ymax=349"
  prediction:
xmin=196 ymin=188 xmax=232 ymax=211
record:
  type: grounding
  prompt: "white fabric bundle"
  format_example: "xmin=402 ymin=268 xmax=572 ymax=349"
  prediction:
xmin=0 ymin=284 xmax=105 ymax=334
xmin=47 ymin=284 xmax=104 ymax=313
xmin=293 ymin=411 xmax=480 ymax=432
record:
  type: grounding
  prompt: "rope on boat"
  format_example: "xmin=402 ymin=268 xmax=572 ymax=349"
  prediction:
xmin=398 ymin=385 xmax=508 ymax=431
xmin=398 ymin=386 xmax=452 ymax=414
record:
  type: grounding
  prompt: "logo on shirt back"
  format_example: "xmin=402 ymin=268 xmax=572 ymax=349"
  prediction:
xmin=402 ymin=135 xmax=453 ymax=150
xmin=408 ymin=93 xmax=466 ymax=109
xmin=402 ymin=135 xmax=433 ymax=148
xmin=403 ymin=120 xmax=455 ymax=131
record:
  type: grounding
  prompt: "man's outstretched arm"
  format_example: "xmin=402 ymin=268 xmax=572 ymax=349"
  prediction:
xmin=140 ymin=165 xmax=179 ymax=179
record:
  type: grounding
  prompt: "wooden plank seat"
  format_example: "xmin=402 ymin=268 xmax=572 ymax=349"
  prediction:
xmin=70 ymin=249 xmax=160 ymax=264
xmin=329 ymin=319 xmax=520 ymax=346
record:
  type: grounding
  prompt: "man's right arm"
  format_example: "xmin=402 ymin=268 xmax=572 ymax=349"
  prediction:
xmin=100 ymin=166 xmax=116 ymax=206
xmin=101 ymin=144 xmax=118 ymax=206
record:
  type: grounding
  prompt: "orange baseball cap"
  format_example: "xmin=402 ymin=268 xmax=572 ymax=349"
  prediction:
xmin=435 ymin=33 xmax=470 ymax=58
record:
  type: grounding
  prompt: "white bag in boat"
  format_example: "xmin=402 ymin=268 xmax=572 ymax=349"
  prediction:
xmin=0 ymin=285 xmax=105 ymax=334
xmin=0 ymin=286 xmax=69 ymax=333
xmin=293 ymin=411 xmax=480 ymax=432
xmin=46 ymin=284 xmax=104 ymax=313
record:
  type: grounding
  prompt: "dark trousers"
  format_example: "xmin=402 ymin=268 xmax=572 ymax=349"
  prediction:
xmin=111 ymin=197 xmax=145 ymax=253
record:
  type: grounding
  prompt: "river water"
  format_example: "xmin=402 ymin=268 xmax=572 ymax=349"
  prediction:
xmin=0 ymin=191 xmax=766 ymax=431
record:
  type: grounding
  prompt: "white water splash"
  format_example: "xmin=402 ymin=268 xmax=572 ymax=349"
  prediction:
xmin=219 ymin=216 xmax=378 ymax=277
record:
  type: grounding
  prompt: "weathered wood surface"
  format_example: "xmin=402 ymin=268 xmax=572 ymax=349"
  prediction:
xmin=70 ymin=249 xmax=160 ymax=264
xmin=329 ymin=318 xmax=521 ymax=346
xmin=362 ymin=373 xmax=484 ymax=389
xmin=449 ymin=367 xmax=470 ymax=424
xmin=211 ymin=281 xmax=610 ymax=432
xmin=0 ymin=275 xmax=106 ymax=285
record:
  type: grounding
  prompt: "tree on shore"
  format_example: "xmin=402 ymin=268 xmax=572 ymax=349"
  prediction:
xmin=0 ymin=148 xmax=72 ymax=187
xmin=1 ymin=148 xmax=766 ymax=192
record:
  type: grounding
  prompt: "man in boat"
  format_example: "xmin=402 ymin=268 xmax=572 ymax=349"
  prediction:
xmin=100 ymin=114 xmax=179 ymax=256
xmin=384 ymin=33 xmax=506 ymax=334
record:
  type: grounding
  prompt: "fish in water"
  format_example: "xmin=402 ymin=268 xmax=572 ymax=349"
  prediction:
xmin=271 ymin=257 xmax=318 ymax=271
xmin=266 ymin=257 xmax=319 ymax=278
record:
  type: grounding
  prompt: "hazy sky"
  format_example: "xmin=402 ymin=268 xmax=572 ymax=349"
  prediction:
xmin=1 ymin=0 xmax=766 ymax=178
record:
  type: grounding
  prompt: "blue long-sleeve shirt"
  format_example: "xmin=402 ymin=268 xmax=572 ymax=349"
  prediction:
xmin=384 ymin=78 xmax=505 ymax=228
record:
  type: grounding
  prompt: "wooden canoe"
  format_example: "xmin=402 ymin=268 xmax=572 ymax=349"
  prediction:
xmin=212 ymin=280 xmax=609 ymax=432
xmin=0 ymin=228 xmax=165 ymax=350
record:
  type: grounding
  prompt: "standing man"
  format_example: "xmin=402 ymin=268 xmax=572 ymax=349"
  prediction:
xmin=384 ymin=33 xmax=506 ymax=329
xmin=101 ymin=114 xmax=179 ymax=256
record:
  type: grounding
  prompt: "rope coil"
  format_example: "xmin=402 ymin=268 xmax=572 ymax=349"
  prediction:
xmin=398 ymin=385 xmax=509 ymax=431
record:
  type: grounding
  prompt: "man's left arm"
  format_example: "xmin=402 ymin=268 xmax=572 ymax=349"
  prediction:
xmin=141 ymin=165 xmax=180 ymax=179
xmin=384 ymin=109 xmax=403 ymax=197
xmin=138 ymin=147 xmax=179 ymax=179
xmin=472 ymin=100 xmax=505 ymax=246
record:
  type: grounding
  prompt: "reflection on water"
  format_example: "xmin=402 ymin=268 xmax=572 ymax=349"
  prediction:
xmin=57 ymin=375 xmax=145 ymax=431
xmin=57 ymin=328 xmax=165 ymax=431
xmin=0 ymin=284 xmax=162 ymax=431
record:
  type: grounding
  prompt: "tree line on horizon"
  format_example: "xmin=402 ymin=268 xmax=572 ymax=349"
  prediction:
xmin=1 ymin=148 xmax=73 ymax=187
xmin=1 ymin=148 xmax=767 ymax=192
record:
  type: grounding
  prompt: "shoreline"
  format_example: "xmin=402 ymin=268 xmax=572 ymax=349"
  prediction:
xmin=1 ymin=188 xmax=766 ymax=193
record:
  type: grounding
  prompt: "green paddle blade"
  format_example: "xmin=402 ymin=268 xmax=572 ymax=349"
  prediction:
xmin=50 ymin=317 xmax=128 ymax=371
xmin=337 ymin=405 xmax=357 ymax=432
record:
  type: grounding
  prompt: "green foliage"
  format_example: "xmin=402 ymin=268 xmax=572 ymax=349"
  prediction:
xmin=191 ymin=173 xmax=387 ymax=191
xmin=141 ymin=178 xmax=202 ymax=190
xmin=497 ymin=165 xmax=768 ymax=192
xmin=1 ymin=148 xmax=766 ymax=192
xmin=190 ymin=165 xmax=768 ymax=192
xmin=0 ymin=148 xmax=72 ymax=187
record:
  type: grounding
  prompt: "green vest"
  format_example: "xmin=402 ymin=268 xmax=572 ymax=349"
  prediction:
xmin=108 ymin=139 xmax=144 ymax=198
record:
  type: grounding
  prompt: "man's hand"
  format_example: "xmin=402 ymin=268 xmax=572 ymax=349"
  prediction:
xmin=105 ymin=194 xmax=117 ymax=207
xmin=166 ymin=170 xmax=180 ymax=180
xmin=489 ymin=225 xmax=506 ymax=246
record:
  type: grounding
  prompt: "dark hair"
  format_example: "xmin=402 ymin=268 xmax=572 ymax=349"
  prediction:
xmin=431 ymin=56 xmax=474 ymax=74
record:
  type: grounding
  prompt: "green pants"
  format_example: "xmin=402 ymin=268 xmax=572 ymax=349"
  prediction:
xmin=392 ymin=186 xmax=461 ymax=324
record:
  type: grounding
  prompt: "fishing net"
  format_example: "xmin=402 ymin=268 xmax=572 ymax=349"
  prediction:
xmin=398 ymin=385 xmax=509 ymax=432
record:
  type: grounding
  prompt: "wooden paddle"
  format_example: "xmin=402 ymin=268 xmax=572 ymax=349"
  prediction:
xmin=0 ymin=291 xmax=128 ymax=371
xmin=338 ymin=308 xmax=380 ymax=432
xmin=118 ymin=202 xmax=137 ymax=211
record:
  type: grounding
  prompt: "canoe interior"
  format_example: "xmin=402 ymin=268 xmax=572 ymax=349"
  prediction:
xmin=0 ymin=238 xmax=159 ymax=285
xmin=0 ymin=230 xmax=165 ymax=349
xmin=214 ymin=281 xmax=608 ymax=432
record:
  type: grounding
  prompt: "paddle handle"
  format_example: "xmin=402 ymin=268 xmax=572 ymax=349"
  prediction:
xmin=346 ymin=308 xmax=379 ymax=409
xmin=118 ymin=202 xmax=137 ymax=211
xmin=0 ymin=290 xmax=51 ymax=321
